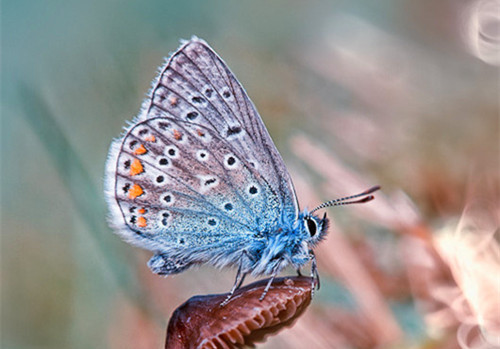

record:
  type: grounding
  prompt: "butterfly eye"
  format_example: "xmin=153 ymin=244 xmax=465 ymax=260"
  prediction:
xmin=305 ymin=217 xmax=317 ymax=237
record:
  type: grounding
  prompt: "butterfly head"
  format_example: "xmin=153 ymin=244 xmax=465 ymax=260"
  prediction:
xmin=297 ymin=186 xmax=381 ymax=250
xmin=299 ymin=212 xmax=329 ymax=247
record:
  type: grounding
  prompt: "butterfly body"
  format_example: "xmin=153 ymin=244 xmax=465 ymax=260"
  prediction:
xmin=146 ymin=210 xmax=327 ymax=278
xmin=105 ymin=37 xmax=330 ymax=291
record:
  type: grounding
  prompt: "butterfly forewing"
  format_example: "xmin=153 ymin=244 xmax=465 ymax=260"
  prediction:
xmin=184 ymin=42 xmax=298 ymax=209
xmin=106 ymin=38 xmax=298 ymax=267
xmin=148 ymin=39 xmax=298 ymax=215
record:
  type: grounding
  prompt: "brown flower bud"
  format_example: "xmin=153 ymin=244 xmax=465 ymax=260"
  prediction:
xmin=165 ymin=276 xmax=313 ymax=348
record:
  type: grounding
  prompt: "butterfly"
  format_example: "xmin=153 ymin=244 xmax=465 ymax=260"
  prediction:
xmin=104 ymin=37 xmax=379 ymax=302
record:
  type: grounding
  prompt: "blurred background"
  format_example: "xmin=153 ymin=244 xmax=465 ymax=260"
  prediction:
xmin=2 ymin=1 xmax=499 ymax=348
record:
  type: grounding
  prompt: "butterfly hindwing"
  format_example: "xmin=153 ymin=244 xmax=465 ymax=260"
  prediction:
xmin=111 ymin=118 xmax=260 ymax=247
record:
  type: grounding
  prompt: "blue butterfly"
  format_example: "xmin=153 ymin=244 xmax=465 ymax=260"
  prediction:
xmin=104 ymin=37 xmax=379 ymax=302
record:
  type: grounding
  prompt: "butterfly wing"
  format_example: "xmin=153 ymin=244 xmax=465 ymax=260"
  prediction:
xmin=104 ymin=38 xmax=298 ymax=273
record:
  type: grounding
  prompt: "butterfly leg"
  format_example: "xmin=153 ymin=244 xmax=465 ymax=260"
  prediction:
xmin=236 ymin=272 xmax=247 ymax=289
xmin=259 ymin=265 xmax=280 ymax=301
xmin=220 ymin=257 xmax=246 ymax=307
xmin=310 ymin=251 xmax=320 ymax=297
xmin=296 ymin=268 xmax=303 ymax=276
xmin=235 ymin=250 xmax=250 ymax=289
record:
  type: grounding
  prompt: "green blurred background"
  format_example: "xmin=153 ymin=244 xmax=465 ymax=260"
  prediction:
xmin=2 ymin=1 xmax=498 ymax=348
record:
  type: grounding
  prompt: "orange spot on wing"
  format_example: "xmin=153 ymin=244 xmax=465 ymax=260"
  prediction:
xmin=145 ymin=135 xmax=156 ymax=142
xmin=169 ymin=96 xmax=178 ymax=106
xmin=173 ymin=129 xmax=182 ymax=140
xmin=137 ymin=216 xmax=147 ymax=227
xmin=134 ymin=144 xmax=147 ymax=155
xmin=138 ymin=208 xmax=146 ymax=214
xmin=129 ymin=159 xmax=144 ymax=176
xmin=128 ymin=184 xmax=144 ymax=199
xmin=197 ymin=129 xmax=205 ymax=137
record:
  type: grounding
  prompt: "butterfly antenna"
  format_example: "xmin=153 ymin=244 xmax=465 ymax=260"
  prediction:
xmin=310 ymin=185 xmax=381 ymax=214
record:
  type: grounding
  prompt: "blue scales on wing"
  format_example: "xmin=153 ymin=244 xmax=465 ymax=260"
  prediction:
xmin=104 ymin=38 xmax=299 ymax=274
